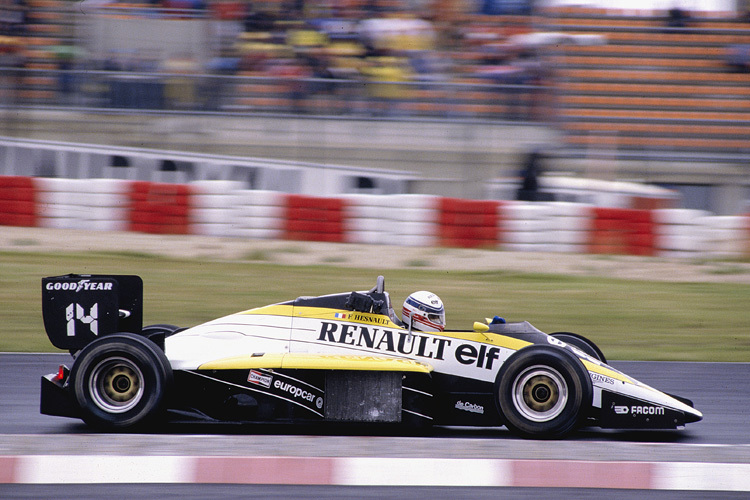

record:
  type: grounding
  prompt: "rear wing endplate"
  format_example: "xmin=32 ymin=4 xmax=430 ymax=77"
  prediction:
xmin=42 ymin=274 xmax=143 ymax=350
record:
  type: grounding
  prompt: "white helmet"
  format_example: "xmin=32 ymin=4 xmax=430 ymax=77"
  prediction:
xmin=402 ymin=291 xmax=445 ymax=332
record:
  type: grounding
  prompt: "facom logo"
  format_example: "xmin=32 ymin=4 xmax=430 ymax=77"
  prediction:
xmin=614 ymin=405 xmax=665 ymax=416
xmin=632 ymin=405 xmax=665 ymax=416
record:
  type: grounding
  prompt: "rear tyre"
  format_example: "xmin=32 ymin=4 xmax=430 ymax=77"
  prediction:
xmin=141 ymin=324 xmax=180 ymax=336
xmin=550 ymin=332 xmax=607 ymax=363
xmin=141 ymin=324 xmax=181 ymax=351
xmin=496 ymin=345 xmax=592 ymax=439
xmin=70 ymin=333 xmax=172 ymax=430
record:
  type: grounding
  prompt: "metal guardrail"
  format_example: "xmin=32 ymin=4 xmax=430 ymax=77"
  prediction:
xmin=0 ymin=135 xmax=418 ymax=195
xmin=78 ymin=5 xmax=210 ymax=19
xmin=0 ymin=67 xmax=549 ymax=122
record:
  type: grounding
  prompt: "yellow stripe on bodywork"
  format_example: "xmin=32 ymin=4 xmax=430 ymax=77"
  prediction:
xmin=199 ymin=352 xmax=433 ymax=373
xmin=240 ymin=305 xmax=404 ymax=329
xmin=443 ymin=330 xmax=533 ymax=351
xmin=199 ymin=353 xmax=286 ymax=370
xmin=292 ymin=306 xmax=403 ymax=328
xmin=239 ymin=304 xmax=295 ymax=316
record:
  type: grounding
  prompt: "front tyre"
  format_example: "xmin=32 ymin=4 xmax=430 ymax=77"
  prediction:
xmin=496 ymin=345 xmax=592 ymax=439
xmin=70 ymin=333 xmax=172 ymax=430
xmin=550 ymin=331 xmax=607 ymax=364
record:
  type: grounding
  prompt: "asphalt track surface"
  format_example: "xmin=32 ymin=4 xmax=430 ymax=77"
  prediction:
xmin=2 ymin=353 xmax=749 ymax=499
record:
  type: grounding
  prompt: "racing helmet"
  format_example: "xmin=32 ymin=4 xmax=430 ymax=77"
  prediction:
xmin=402 ymin=291 xmax=445 ymax=332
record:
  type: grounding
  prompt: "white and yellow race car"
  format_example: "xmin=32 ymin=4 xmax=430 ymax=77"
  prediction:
xmin=40 ymin=274 xmax=702 ymax=438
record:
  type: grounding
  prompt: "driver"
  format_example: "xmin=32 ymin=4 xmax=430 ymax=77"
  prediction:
xmin=402 ymin=291 xmax=445 ymax=332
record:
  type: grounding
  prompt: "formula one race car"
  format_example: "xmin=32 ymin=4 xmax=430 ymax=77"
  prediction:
xmin=40 ymin=274 xmax=702 ymax=438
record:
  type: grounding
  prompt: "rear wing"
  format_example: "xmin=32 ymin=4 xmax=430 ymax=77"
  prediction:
xmin=42 ymin=274 xmax=143 ymax=350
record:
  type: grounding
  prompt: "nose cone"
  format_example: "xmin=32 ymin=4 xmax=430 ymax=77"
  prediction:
xmin=684 ymin=407 xmax=703 ymax=424
xmin=666 ymin=392 xmax=702 ymax=423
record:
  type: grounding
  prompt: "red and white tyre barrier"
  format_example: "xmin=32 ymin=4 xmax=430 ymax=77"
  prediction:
xmin=2 ymin=176 xmax=750 ymax=259
xmin=388 ymin=195 xmax=439 ymax=247
xmin=588 ymin=207 xmax=657 ymax=257
xmin=35 ymin=178 xmax=130 ymax=232
xmin=653 ymin=209 xmax=711 ymax=258
xmin=283 ymin=194 xmax=348 ymax=243
xmin=439 ymin=197 xmax=502 ymax=249
xmin=700 ymin=215 xmax=750 ymax=257
xmin=230 ymin=190 xmax=286 ymax=240
xmin=501 ymin=202 xmax=554 ymax=252
xmin=0 ymin=176 xmax=37 ymax=227
xmin=545 ymin=202 xmax=593 ymax=254
xmin=344 ymin=194 xmax=396 ymax=245
xmin=343 ymin=194 xmax=440 ymax=246
xmin=128 ymin=181 xmax=193 ymax=235
xmin=190 ymin=180 xmax=246 ymax=237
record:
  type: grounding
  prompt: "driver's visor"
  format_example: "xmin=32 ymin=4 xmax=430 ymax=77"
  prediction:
xmin=426 ymin=313 xmax=444 ymax=325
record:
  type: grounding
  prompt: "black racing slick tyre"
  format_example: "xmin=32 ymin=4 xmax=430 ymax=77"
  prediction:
xmin=496 ymin=345 xmax=592 ymax=439
xmin=141 ymin=324 xmax=181 ymax=351
xmin=550 ymin=331 xmax=607 ymax=364
xmin=141 ymin=324 xmax=180 ymax=336
xmin=70 ymin=333 xmax=172 ymax=430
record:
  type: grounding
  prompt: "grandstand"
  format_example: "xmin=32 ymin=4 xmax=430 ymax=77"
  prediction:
xmin=543 ymin=6 xmax=750 ymax=157
xmin=2 ymin=0 xmax=71 ymax=103
xmin=5 ymin=3 xmax=750 ymax=155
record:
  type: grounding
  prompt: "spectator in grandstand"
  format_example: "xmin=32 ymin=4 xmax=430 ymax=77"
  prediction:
xmin=163 ymin=54 xmax=200 ymax=109
xmin=205 ymin=47 xmax=240 ymax=110
xmin=55 ymin=43 xmax=78 ymax=102
xmin=268 ymin=55 xmax=312 ymax=113
xmin=666 ymin=6 xmax=691 ymax=30
xmin=0 ymin=0 xmax=26 ymax=36
xmin=512 ymin=48 xmax=546 ymax=120
xmin=725 ymin=44 xmax=750 ymax=73
xmin=164 ymin=0 xmax=206 ymax=11
xmin=243 ymin=9 xmax=276 ymax=33
xmin=304 ymin=50 xmax=339 ymax=105
xmin=282 ymin=0 xmax=304 ymax=18
xmin=360 ymin=54 xmax=413 ymax=116
xmin=471 ymin=42 xmax=527 ymax=119
xmin=286 ymin=20 xmax=333 ymax=112
xmin=0 ymin=0 xmax=26 ymax=111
